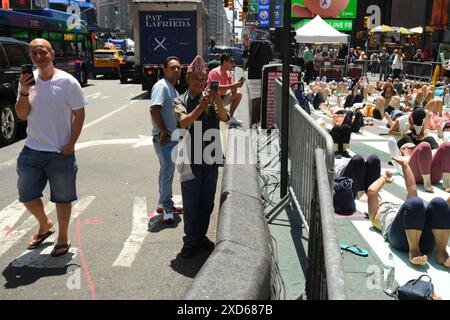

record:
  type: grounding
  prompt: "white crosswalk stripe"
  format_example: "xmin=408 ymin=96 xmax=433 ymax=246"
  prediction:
xmin=0 ymin=202 xmax=55 ymax=259
xmin=0 ymin=200 xmax=26 ymax=238
xmin=9 ymin=196 xmax=95 ymax=269
xmin=112 ymin=196 xmax=148 ymax=268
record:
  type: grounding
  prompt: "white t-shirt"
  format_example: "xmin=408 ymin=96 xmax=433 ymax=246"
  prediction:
xmin=18 ymin=70 xmax=87 ymax=152
xmin=397 ymin=114 xmax=410 ymax=133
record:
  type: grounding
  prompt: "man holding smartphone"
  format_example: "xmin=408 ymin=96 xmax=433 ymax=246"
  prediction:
xmin=15 ymin=38 xmax=86 ymax=257
xmin=207 ymin=53 xmax=244 ymax=126
xmin=173 ymin=55 xmax=229 ymax=258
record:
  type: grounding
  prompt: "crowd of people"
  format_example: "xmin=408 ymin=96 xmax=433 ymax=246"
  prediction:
xmin=298 ymin=51 xmax=450 ymax=268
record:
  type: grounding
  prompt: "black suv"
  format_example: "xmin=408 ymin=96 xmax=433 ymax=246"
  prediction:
xmin=0 ymin=37 xmax=31 ymax=146
xmin=119 ymin=51 xmax=141 ymax=84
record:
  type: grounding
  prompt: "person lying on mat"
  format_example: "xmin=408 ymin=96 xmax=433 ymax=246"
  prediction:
xmin=334 ymin=154 xmax=381 ymax=202
xmin=387 ymin=136 xmax=450 ymax=193
xmin=367 ymin=156 xmax=450 ymax=267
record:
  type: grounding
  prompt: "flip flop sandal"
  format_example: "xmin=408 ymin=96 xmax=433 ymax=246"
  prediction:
xmin=340 ymin=244 xmax=369 ymax=257
xmin=28 ymin=230 xmax=54 ymax=250
xmin=50 ymin=243 xmax=71 ymax=257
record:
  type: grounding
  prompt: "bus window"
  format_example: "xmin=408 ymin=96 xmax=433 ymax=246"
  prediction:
xmin=65 ymin=42 xmax=78 ymax=58
xmin=52 ymin=42 xmax=65 ymax=58
xmin=76 ymin=43 xmax=85 ymax=57
xmin=2 ymin=43 xmax=28 ymax=67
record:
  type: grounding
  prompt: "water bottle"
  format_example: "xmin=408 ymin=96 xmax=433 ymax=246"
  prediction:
xmin=383 ymin=252 xmax=396 ymax=295
xmin=444 ymin=93 xmax=450 ymax=108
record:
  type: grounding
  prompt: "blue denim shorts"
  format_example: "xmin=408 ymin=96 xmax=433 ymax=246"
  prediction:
xmin=17 ymin=146 xmax=78 ymax=203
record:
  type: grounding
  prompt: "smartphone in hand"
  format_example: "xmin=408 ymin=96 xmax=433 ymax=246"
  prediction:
xmin=21 ymin=64 xmax=35 ymax=86
xmin=210 ymin=80 xmax=219 ymax=92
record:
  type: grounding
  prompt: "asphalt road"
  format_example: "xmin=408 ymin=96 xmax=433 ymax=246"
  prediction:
xmin=0 ymin=78 xmax=219 ymax=300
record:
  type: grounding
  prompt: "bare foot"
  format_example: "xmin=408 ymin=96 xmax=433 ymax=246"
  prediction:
xmin=424 ymin=185 xmax=435 ymax=193
xmin=409 ymin=249 xmax=428 ymax=266
xmin=436 ymin=251 xmax=450 ymax=267
xmin=446 ymin=187 xmax=450 ymax=193
xmin=37 ymin=221 xmax=53 ymax=237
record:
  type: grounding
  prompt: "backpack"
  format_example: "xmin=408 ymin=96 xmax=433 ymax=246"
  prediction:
xmin=333 ymin=177 xmax=356 ymax=215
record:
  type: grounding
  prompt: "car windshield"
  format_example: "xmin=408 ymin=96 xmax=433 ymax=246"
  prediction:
xmin=95 ymin=53 xmax=115 ymax=59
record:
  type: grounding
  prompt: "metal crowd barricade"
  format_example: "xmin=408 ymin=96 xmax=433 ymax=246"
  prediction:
xmin=402 ymin=61 xmax=435 ymax=81
xmin=270 ymin=80 xmax=346 ymax=300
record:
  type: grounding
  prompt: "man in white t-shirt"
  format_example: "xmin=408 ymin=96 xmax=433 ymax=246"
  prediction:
xmin=15 ymin=38 xmax=86 ymax=257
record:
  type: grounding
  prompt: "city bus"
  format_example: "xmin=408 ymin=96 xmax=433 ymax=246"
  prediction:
xmin=0 ymin=7 xmax=95 ymax=86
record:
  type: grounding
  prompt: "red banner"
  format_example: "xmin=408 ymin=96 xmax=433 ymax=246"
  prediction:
xmin=430 ymin=0 xmax=449 ymax=30
xmin=1 ymin=0 xmax=10 ymax=9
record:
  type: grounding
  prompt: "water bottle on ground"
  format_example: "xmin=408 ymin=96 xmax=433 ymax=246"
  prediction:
xmin=444 ymin=93 xmax=450 ymax=108
xmin=383 ymin=252 xmax=396 ymax=295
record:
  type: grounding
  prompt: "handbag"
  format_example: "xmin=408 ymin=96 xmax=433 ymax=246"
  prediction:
xmin=395 ymin=275 xmax=434 ymax=300
xmin=333 ymin=177 xmax=356 ymax=215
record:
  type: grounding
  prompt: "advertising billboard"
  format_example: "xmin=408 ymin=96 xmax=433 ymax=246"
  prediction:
xmin=291 ymin=0 xmax=357 ymax=19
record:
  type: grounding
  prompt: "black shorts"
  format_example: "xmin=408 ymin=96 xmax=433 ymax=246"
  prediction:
xmin=444 ymin=69 xmax=450 ymax=78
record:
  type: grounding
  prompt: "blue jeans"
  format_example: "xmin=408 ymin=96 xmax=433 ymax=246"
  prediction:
xmin=17 ymin=146 xmax=78 ymax=203
xmin=153 ymin=137 xmax=178 ymax=210
xmin=181 ymin=165 xmax=219 ymax=246
xmin=379 ymin=64 xmax=389 ymax=81
xmin=387 ymin=197 xmax=450 ymax=254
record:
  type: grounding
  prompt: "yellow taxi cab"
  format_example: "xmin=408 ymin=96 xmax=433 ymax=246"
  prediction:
xmin=93 ymin=48 xmax=125 ymax=78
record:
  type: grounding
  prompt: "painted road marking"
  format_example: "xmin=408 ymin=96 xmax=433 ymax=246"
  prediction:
xmin=83 ymin=100 xmax=137 ymax=130
xmin=0 ymin=202 xmax=55 ymax=259
xmin=0 ymin=159 xmax=15 ymax=171
xmin=0 ymin=201 xmax=25 ymax=238
xmin=86 ymin=92 xmax=101 ymax=99
xmin=75 ymin=135 xmax=153 ymax=151
xmin=112 ymin=196 xmax=148 ymax=268
xmin=9 ymin=196 xmax=95 ymax=269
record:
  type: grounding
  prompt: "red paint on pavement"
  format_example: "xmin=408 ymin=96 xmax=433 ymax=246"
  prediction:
xmin=84 ymin=218 xmax=102 ymax=225
xmin=3 ymin=226 xmax=13 ymax=236
xmin=76 ymin=215 xmax=97 ymax=300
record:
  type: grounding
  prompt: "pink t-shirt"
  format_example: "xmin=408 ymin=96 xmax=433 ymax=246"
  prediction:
xmin=207 ymin=66 xmax=233 ymax=96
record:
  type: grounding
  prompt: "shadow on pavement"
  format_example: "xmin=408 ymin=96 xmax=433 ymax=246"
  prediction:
xmin=131 ymin=92 xmax=150 ymax=100
xmin=169 ymin=246 xmax=214 ymax=279
xmin=2 ymin=263 xmax=80 ymax=289
xmin=147 ymin=214 xmax=182 ymax=233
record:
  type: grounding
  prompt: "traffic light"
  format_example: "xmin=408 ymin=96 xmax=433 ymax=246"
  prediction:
xmin=114 ymin=5 xmax=119 ymax=15
xmin=223 ymin=0 xmax=228 ymax=7
xmin=364 ymin=16 xmax=370 ymax=29
xmin=289 ymin=28 xmax=297 ymax=61
xmin=228 ymin=0 xmax=234 ymax=11
xmin=242 ymin=0 xmax=249 ymax=13
xmin=239 ymin=11 xmax=245 ymax=21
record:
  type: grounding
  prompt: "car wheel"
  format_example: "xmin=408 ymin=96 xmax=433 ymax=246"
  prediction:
xmin=0 ymin=100 xmax=18 ymax=145
xmin=80 ymin=68 xmax=88 ymax=87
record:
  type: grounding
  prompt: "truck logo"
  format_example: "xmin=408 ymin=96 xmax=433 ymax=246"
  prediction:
xmin=154 ymin=37 xmax=168 ymax=51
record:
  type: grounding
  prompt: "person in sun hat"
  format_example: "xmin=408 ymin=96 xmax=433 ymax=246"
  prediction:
xmin=173 ymin=55 xmax=229 ymax=259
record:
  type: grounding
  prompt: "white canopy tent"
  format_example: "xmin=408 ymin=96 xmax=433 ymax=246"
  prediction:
xmin=295 ymin=15 xmax=349 ymax=44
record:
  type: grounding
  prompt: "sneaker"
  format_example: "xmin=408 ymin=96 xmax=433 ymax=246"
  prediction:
xmin=162 ymin=210 xmax=174 ymax=223
xmin=172 ymin=204 xmax=183 ymax=214
xmin=156 ymin=205 xmax=183 ymax=214
xmin=334 ymin=151 xmax=342 ymax=159
xmin=227 ymin=116 xmax=243 ymax=126
xmin=180 ymin=244 xmax=196 ymax=259
xmin=341 ymin=150 xmax=352 ymax=158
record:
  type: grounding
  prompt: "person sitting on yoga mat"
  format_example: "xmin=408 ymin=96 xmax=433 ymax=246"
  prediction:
xmin=367 ymin=157 xmax=450 ymax=267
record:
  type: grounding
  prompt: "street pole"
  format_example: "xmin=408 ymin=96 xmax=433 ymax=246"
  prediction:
xmin=280 ymin=0 xmax=290 ymax=198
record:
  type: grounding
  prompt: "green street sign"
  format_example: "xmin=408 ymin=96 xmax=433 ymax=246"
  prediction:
xmin=249 ymin=4 xmax=258 ymax=13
